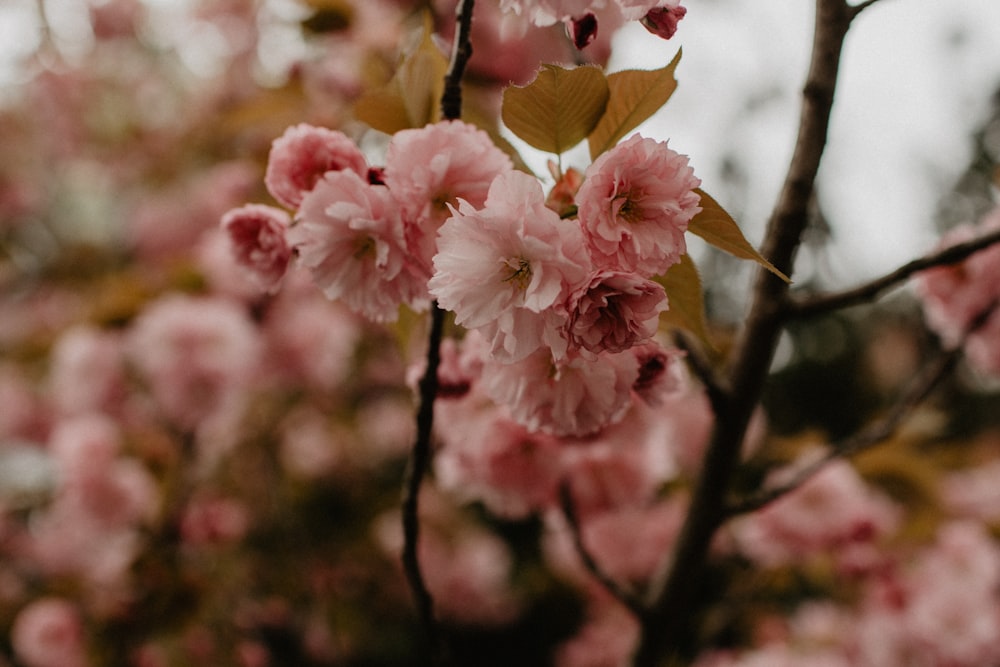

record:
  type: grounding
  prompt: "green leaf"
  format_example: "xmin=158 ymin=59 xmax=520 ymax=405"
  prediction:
xmin=656 ymin=253 xmax=713 ymax=348
xmin=588 ymin=49 xmax=682 ymax=160
xmin=688 ymin=189 xmax=791 ymax=283
xmin=501 ymin=64 xmax=609 ymax=155
xmin=354 ymin=16 xmax=447 ymax=133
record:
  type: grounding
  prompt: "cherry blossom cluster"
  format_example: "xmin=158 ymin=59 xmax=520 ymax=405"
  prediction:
xmin=223 ymin=121 xmax=702 ymax=438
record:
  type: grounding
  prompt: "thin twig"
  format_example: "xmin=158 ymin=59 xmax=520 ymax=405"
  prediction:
xmin=399 ymin=0 xmax=476 ymax=663
xmin=727 ymin=299 xmax=997 ymax=516
xmin=401 ymin=303 xmax=447 ymax=664
xmin=786 ymin=227 xmax=1000 ymax=318
xmin=440 ymin=0 xmax=476 ymax=122
xmin=558 ymin=483 xmax=647 ymax=616
xmin=849 ymin=0 xmax=886 ymax=19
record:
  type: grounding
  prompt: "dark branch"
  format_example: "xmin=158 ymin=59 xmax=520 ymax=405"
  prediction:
xmin=558 ymin=484 xmax=647 ymax=616
xmin=399 ymin=1 xmax=477 ymax=662
xmin=631 ymin=2 xmax=856 ymax=664
xmin=401 ymin=303 xmax=447 ymax=664
xmin=727 ymin=299 xmax=998 ymax=516
xmin=786 ymin=227 xmax=1000 ymax=318
xmin=440 ymin=0 xmax=476 ymax=122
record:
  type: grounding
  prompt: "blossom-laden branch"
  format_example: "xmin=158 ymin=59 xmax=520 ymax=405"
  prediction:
xmin=785 ymin=227 xmax=1000 ymax=318
xmin=400 ymin=1 xmax=476 ymax=664
xmin=631 ymin=1 xmax=859 ymax=664
xmin=725 ymin=299 xmax=998 ymax=517
xmin=558 ymin=483 xmax=647 ymax=616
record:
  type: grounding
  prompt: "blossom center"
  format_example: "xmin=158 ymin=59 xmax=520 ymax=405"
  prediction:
xmin=353 ymin=236 xmax=376 ymax=260
xmin=501 ymin=257 xmax=532 ymax=291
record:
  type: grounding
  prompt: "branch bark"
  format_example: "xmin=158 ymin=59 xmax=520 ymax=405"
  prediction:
xmin=400 ymin=1 xmax=476 ymax=664
xmin=631 ymin=1 xmax=856 ymax=663
xmin=785 ymin=227 xmax=1000 ymax=318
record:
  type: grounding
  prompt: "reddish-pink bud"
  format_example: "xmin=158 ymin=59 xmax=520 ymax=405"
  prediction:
xmin=641 ymin=3 xmax=687 ymax=40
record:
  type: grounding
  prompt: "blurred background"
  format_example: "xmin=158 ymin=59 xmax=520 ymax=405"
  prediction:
xmin=2 ymin=1 xmax=1000 ymax=666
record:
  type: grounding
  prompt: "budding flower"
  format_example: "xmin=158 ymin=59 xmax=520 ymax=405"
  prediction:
xmin=641 ymin=1 xmax=687 ymax=40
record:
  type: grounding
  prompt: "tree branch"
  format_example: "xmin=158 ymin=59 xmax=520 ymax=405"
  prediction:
xmin=671 ymin=329 xmax=729 ymax=415
xmin=785 ymin=227 xmax=1000 ymax=318
xmin=849 ymin=0 xmax=887 ymax=19
xmin=631 ymin=2 xmax=855 ymax=664
xmin=399 ymin=1 xmax=476 ymax=663
xmin=727 ymin=299 xmax=997 ymax=516
xmin=558 ymin=484 xmax=647 ymax=616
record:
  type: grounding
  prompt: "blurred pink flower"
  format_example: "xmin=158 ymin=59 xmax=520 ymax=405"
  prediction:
xmin=11 ymin=598 xmax=86 ymax=667
xmin=181 ymin=495 xmax=250 ymax=546
xmin=47 ymin=325 xmax=126 ymax=417
xmin=290 ymin=170 xmax=427 ymax=322
xmin=555 ymin=603 xmax=640 ymax=667
xmin=429 ymin=170 xmax=591 ymax=362
xmin=577 ymin=134 xmax=701 ymax=276
xmin=127 ymin=295 xmax=262 ymax=430
xmin=500 ymin=0 xmax=605 ymax=26
xmin=482 ymin=348 xmax=638 ymax=437
xmin=435 ymin=412 xmax=564 ymax=519
xmin=220 ymin=203 xmax=293 ymax=294
xmin=733 ymin=456 xmax=901 ymax=566
xmin=385 ymin=120 xmax=513 ymax=275
xmin=564 ymin=270 xmax=667 ymax=356
xmin=265 ymin=124 xmax=368 ymax=209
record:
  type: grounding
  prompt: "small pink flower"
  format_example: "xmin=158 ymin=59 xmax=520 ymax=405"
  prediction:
xmin=384 ymin=120 xmax=513 ymax=275
xmin=429 ymin=170 xmax=591 ymax=362
xmin=564 ymin=270 xmax=667 ymax=355
xmin=11 ymin=598 xmax=87 ymax=667
xmin=576 ymin=134 xmax=701 ymax=276
xmin=639 ymin=1 xmax=687 ymax=39
xmin=482 ymin=347 xmax=638 ymax=437
xmin=289 ymin=170 xmax=428 ymax=322
xmin=264 ymin=124 xmax=368 ymax=209
xmin=220 ymin=204 xmax=292 ymax=294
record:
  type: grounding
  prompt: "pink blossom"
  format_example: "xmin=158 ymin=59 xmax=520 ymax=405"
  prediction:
xmin=289 ymin=169 xmax=428 ymax=322
xmin=576 ymin=134 xmax=701 ymax=276
xmin=614 ymin=0 xmax=662 ymax=21
xmin=435 ymin=411 xmax=564 ymax=519
xmin=260 ymin=277 xmax=360 ymax=391
xmin=264 ymin=124 xmax=368 ymax=209
xmin=639 ymin=1 xmax=687 ymax=39
xmin=127 ymin=294 xmax=262 ymax=430
xmin=220 ymin=203 xmax=292 ymax=294
xmin=560 ymin=398 xmax=679 ymax=517
xmin=47 ymin=325 xmax=126 ymax=417
xmin=429 ymin=170 xmax=591 ymax=362
xmin=481 ymin=347 xmax=638 ymax=437
xmin=564 ymin=270 xmax=667 ymax=355
xmin=499 ymin=0 xmax=607 ymax=26
xmin=180 ymin=495 xmax=250 ymax=546
xmin=384 ymin=120 xmax=513 ymax=274
xmin=733 ymin=455 xmax=901 ymax=566
xmin=555 ymin=603 xmax=640 ymax=667
xmin=11 ymin=598 xmax=87 ymax=667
